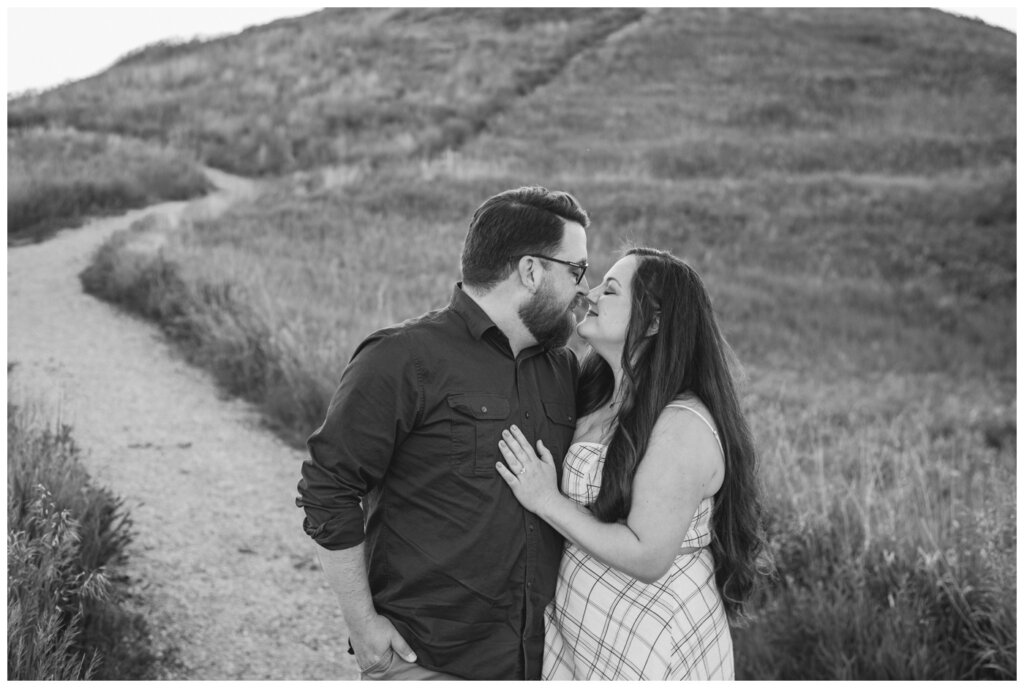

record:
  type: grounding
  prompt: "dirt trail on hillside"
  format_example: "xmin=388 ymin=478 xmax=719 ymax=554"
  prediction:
xmin=7 ymin=169 xmax=357 ymax=680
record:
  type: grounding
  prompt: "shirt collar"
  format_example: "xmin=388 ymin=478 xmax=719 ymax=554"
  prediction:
xmin=450 ymin=282 xmax=500 ymax=341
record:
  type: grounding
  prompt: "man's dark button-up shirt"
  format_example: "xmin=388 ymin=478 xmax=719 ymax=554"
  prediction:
xmin=296 ymin=284 xmax=578 ymax=680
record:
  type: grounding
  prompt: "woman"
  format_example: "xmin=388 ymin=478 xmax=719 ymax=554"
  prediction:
xmin=496 ymin=247 xmax=765 ymax=680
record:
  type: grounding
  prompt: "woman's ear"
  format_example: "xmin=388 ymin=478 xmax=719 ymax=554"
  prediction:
xmin=646 ymin=313 xmax=660 ymax=337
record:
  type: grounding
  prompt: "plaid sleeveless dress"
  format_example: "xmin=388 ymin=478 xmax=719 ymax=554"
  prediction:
xmin=542 ymin=402 xmax=734 ymax=680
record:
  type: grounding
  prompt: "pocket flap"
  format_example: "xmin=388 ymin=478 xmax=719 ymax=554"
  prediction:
xmin=543 ymin=399 xmax=576 ymax=427
xmin=447 ymin=393 xmax=510 ymax=420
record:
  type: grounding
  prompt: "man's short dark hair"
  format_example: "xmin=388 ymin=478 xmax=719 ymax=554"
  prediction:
xmin=460 ymin=186 xmax=590 ymax=290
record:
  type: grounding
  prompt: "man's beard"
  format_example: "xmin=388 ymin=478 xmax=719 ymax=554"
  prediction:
xmin=519 ymin=286 xmax=579 ymax=350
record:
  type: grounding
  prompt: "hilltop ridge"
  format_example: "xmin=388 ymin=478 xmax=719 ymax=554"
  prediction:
xmin=8 ymin=8 xmax=1013 ymax=176
xmin=8 ymin=8 xmax=646 ymax=174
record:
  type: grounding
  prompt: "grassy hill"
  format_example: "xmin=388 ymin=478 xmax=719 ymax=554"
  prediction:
xmin=9 ymin=8 xmax=645 ymax=175
xmin=12 ymin=7 xmax=1016 ymax=680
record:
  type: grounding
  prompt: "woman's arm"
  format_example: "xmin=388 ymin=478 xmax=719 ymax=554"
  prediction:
xmin=496 ymin=409 xmax=723 ymax=583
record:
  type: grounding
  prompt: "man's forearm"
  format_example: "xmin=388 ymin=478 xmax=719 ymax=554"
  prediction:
xmin=316 ymin=543 xmax=417 ymax=667
xmin=316 ymin=544 xmax=377 ymax=632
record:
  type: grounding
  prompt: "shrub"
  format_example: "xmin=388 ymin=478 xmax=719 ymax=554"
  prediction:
xmin=7 ymin=398 xmax=158 ymax=679
xmin=80 ymin=223 xmax=332 ymax=445
xmin=7 ymin=127 xmax=211 ymax=244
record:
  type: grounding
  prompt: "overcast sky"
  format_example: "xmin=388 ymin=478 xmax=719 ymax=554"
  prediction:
xmin=3 ymin=5 xmax=1017 ymax=95
xmin=4 ymin=7 xmax=318 ymax=95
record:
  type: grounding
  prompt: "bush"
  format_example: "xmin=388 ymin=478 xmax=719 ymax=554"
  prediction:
xmin=7 ymin=127 xmax=212 ymax=244
xmin=7 ymin=397 xmax=159 ymax=679
xmin=80 ymin=224 xmax=331 ymax=446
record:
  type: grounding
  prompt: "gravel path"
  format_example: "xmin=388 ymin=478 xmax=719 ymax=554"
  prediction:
xmin=7 ymin=170 xmax=358 ymax=680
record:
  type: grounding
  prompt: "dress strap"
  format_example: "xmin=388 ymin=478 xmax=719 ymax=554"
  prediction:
xmin=665 ymin=403 xmax=725 ymax=457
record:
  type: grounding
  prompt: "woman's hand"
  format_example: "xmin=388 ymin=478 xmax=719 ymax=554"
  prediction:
xmin=496 ymin=425 xmax=560 ymax=517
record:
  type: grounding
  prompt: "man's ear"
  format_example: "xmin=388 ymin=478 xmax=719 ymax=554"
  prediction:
xmin=517 ymin=255 xmax=542 ymax=293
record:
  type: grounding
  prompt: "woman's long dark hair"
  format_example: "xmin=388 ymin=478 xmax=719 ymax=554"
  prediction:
xmin=578 ymin=247 xmax=766 ymax=619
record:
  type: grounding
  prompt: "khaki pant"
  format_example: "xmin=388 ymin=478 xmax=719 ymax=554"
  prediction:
xmin=359 ymin=649 xmax=463 ymax=681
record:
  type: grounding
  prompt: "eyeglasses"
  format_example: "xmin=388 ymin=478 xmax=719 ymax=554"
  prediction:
xmin=524 ymin=254 xmax=589 ymax=285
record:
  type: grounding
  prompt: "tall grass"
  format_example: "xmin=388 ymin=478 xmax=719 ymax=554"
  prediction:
xmin=7 ymin=394 xmax=159 ymax=679
xmin=7 ymin=127 xmax=212 ymax=244
xmin=732 ymin=377 xmax=1015 ymax=678
xmin=79 ymin=218 xmax=336 ymax=442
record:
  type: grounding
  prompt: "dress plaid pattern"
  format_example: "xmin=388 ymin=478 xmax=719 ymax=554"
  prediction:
xmin=543 ymin=402 xmax=734 ymax=680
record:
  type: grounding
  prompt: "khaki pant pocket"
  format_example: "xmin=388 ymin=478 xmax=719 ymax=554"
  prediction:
xmin=359 ymin=648 xmax=395 ymax=678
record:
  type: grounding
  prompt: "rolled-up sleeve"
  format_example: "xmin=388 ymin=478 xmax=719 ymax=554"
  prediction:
xmin=296 ymin=329 xmax=421 ymax=550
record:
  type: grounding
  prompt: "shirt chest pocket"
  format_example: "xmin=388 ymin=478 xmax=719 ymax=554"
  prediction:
xmin=447 ymin=393 xmax=511 ymax=477
xmin=540 ymin=399 xmax=576 ymax=474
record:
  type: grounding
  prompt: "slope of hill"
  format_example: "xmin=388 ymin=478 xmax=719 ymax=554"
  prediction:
xmin=8 ymin=8 xmax=644 ymax=175
xmin=10 ymin=7 xmax=1015 ymax=680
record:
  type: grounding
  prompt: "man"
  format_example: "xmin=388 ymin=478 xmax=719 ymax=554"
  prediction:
xmin=296 ymin=186 xmax=591 ymax=680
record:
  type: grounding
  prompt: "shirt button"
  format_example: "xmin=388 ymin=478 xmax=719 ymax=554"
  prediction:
xmin=481 ymin=406 xmax=487 ymax=413
xmin=525 ymin=411 xmax=531 ymax=419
